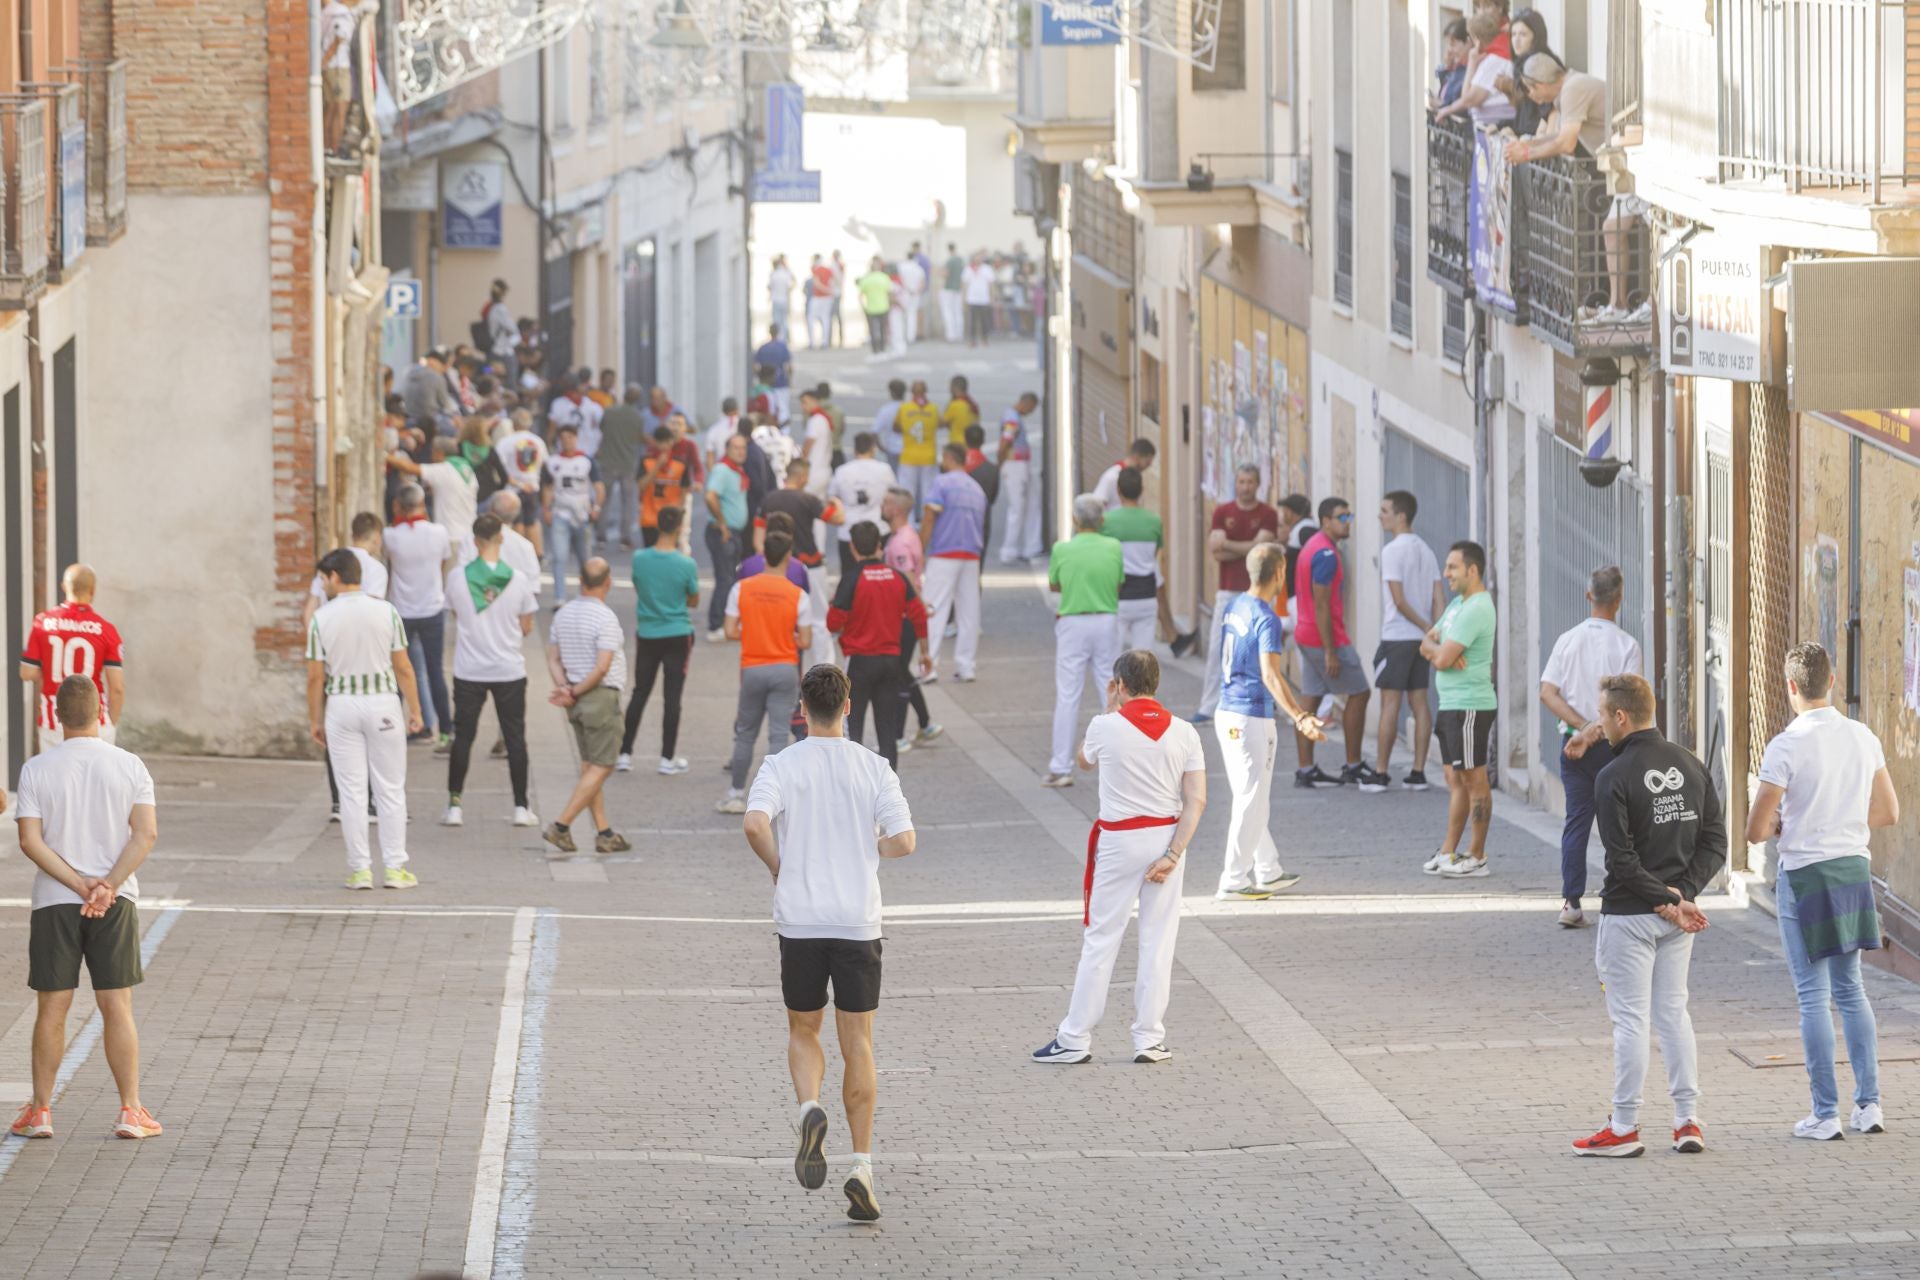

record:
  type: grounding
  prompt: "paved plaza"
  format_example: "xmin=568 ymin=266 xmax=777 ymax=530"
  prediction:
xmin=2 ymin=345 xmax=1917 ymax=1279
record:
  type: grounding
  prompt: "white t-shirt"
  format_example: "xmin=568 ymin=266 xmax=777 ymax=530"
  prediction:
xmin=445 ymin=563 xmax=539 ymax=682
xmin=309 ymin=547 xmax=387 ymax=608
xmin=898 ymin=257 xmax=926 ymax=295
xmin=321 ymin=0 xmax=354 ymax=69
xmin=828 ymin=457 xmax=897 ymax=542
xmin=545 ymin=451 xmax=600 ymax=523
xmin=456 ymin=528 xmax=540 ymax=583
xmin=801 ymin=412 xmax=833 ymax=498
xmin=1757 ymin=706 xmax=1887 ymax=871
xmin=1093 ymin=462 xmax=1126 ymax=511
xmin=704 ymin=416 xmax=739 ymax=465
xmin=1539 ymin=616 xmax=1643 ymax=729
xmin=1468 ymin=54 xmax=1517 ymax=127
xmin=962 ymin=263 xmax=995 ymax=305
xmin=747 ymin=736 xmax=914 ymax=941
xmin=1379 ymin=533 xmax=1442 ymax=643
xmin=306 ymin=591 xmax=409 ymax=696
xmin=496 ymin=430 xmax=548 ymax=492
xmin=383 ymin=520 xmax=452 ymax=618
xmin=420 ymin=461 xmax=478 ymax=547
xmin=1080 ymin=708 xmax=1205 ymax=823
xmin=549 ymin=395 xmax=605 ymax=456
xmin=754 ymin=424 xmax=794 ymax=475
xmin=14 ymin=737 xmax=155 ymax=910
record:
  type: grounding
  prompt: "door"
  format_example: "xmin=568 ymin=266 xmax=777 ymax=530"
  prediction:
xmin=1699 ymin=427 xmax=1734 ymax=808
xmin=623 ymin=238 xmax=657 ymax=391
xmin=545 ymin=252 xmax=576 ymax=380
xmin=1075 ymin=354 xmax=1128 ymax=493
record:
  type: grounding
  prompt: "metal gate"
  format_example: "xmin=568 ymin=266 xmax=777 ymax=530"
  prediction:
xmin=1382 ymin=425 xmax=1471 ymax=566
xmin=1701 ymin=435 xmax=1733 ymax=807
xmin=1075 ymin=353 xmax=1129 ymax=494
xmin=1538 ymin=427 xmax=1652 ymax=771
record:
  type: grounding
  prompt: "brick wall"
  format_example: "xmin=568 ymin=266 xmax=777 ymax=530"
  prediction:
xmin=113 ymin=0 xmax=268 ymax=191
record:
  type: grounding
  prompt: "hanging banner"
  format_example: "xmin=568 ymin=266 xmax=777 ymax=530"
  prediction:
xmin=753 ymin=82 xmax=822 ymax=203
xmin=1041 ymin=1 xmax=1123 ymax=45
xmin=442 ymin=161 xmax=504 ymax=249
xmin=1661 ymin=235 xmax=1762 ymax=379
xmin=1467 ymin=131 xmax=1518 ymax=316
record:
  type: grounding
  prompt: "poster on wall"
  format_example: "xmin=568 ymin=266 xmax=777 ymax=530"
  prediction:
xmin=1905 ymin=567 xmax=1920 ymax=715
xmin=442 ymin=162 xmax=505 ymax=249
xmin=1200 ymin=406 xmax=1218 ymax=499
xmin=1468 ymin=132 xmax=1518 ymax=315
xmin=1816 ymin=535 xmax=1840 ymax=661
xmin=1660 ymin=234 xmax=1763 ymax=379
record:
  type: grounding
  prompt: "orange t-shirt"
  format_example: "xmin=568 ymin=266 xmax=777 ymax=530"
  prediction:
xmin=641 ymin=451 xmax=689 ymax=530
xmin=729 ymin=572 xmax=808 ymax=668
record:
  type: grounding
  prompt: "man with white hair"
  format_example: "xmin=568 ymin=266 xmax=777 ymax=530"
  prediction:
xmin=483 ymin=490 xmax=543 ymax=584
xmin=1042 ymin=494 xmax=1123 ymax=788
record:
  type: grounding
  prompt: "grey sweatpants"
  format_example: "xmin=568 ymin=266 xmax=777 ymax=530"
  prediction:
xmin=730 ymin=663 xmax=800 ymax=790
xmin=1595 ymin=912 xmax=1701 ymax=1131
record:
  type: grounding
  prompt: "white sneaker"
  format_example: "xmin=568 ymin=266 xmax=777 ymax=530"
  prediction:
xmin=843 ymin=1162 xmax=880 ymax=1222
xmin=1040 ymin=772 xmax=1074 ymax=788
xmin=715 ymin=791 xmax=747 ymax=815
xmin=658 ymin=757 xmax=690 ymax=775
xmin=1850 ymin=1103 xmax=1886 ymax=1134
xmin=1421 ymin=850 xmax=1453 ymax=875
xmin=894 ymin=737 xmax=914 ymax=755
xmin=511 ymin=806 xmax=540 ymax=828
xmin=1792 ymin=1113 xmax=1844 ymax=1141
xmin=615 ymin=753 xmax=633 ymax=773
xmin=705 ymin=628 xmax=728 ymax=643
xmin=440 ymin=804 xmax=464 ymax=827
xmin=1558 ymin=904 xmax=1587 ymax=928
xmin=1440 ymin=856 xmax=1489 ymax=878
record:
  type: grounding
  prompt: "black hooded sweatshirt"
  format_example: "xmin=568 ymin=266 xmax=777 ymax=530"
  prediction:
xmin=1595 ymin=728 xmax=1728 ymax=915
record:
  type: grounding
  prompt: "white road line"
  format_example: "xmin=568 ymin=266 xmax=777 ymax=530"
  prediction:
xmin=493 ymin=911 xmax=560 ymax=1279
xmin=464 ymin=906 xmax=537 ymax=1280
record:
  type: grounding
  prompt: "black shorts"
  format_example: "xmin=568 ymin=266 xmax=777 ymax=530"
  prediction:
xmin=29 ymin=899 xmax=144 ymax=992
xmin=1372 ymin=639 xmax=1430 ymax=691
xmin=779 ymin=935 xmax=883 ymax=1013
xmin=1435 ymin=707 xmax=1495 ymax=771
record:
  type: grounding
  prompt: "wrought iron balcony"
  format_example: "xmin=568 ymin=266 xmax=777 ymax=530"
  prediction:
xmin=1513 ymin=153 xmax=1652 ymax=358
xmin=1425 ymin=113 xmax=1472 ymax=296
xmin=55 ymin=60 xmax=126 ymax=245
xmin=21 ymin=84 xmax=87 ymax=281
xmin=0 ymin=98 xmax=46 ymax=309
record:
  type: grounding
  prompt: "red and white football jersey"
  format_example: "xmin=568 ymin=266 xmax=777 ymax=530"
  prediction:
xmin=21 ymin=602 xmax=123 ymax=730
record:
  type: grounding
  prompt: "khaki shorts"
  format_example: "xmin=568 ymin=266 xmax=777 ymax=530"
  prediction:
xmin=323 ymin=66 xmax=352 ymax=102
xmin=567 ymin=686 xmax=622 ymax=767
xmin=29 ymin=899 xmax=143 ymax=992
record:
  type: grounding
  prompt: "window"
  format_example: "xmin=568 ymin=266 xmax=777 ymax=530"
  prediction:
xmin=1392 ymin=171 xmax=1413 ymax=337
xmin=1443 ymin=291 xmax=1468 ymax=363
xmin=1334 ymin=148 xmax=1354 ymax=307
xmin=1269 ymin=0 xmax=1292 ymax=105
xmin=1192 ymin=0 xmax=1245 ymax=91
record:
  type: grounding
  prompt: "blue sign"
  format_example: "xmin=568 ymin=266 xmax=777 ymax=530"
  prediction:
xmin=59 ymin=123 xmax=85 ymax=266
xmin=386 ymin=278 xmax=421 ymax=318
xmin=443 ymin=161 xmax=504 ymax=250
xmin=752 ymin=82 xmax=821 ymax=204
xmin=1041 ymin=0 xmax=1122 ymax=45
xmin=1467 ymin=130 xmax=1519 ymax=316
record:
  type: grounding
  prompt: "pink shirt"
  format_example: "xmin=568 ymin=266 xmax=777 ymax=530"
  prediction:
xmin=885 ymin=524 xmax=925 ymax=585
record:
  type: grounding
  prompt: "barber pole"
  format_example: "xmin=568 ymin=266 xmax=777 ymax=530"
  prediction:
xmin=1576 ymin=357 xmax=1626 ymax=487
xmin=1584 ymin=380 xmax=1614 ymax=462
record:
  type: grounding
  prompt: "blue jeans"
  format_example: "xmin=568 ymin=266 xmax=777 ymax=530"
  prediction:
xmin=1775 ymin=867 xmax=1880 ymax=1118
xmin=400 ymin=612 xmax=451 ymax=736
xmin=548 ymin=512 xmax=594 ymax=601
xmin=1558 ymin=736 xmax=1614 ymax=903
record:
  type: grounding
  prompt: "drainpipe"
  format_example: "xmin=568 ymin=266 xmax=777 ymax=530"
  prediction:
xmin=309 ymin=0 xmax=330 ymax=528
xmin=1051 ymin=173 xmax=1073 ymax=544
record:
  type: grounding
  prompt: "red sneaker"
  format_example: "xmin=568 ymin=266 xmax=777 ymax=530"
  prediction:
xmin=9 ymin=1103 xmax=50 ymax=1139
xmin=1572 ymin=1123 xmax=1644 ymax=1157
xmin=1671 ymin=1121 xmax=1706 ymax=1154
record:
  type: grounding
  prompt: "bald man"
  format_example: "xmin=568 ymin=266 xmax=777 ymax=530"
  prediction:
xmin=20 ymin=565 xmax=126 ymax=754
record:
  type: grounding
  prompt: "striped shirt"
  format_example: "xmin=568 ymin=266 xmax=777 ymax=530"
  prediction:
xmin=306 ymin=591 xmax=409 ymax=696
xmin=549 ymin=595 xmax=627 ymax=691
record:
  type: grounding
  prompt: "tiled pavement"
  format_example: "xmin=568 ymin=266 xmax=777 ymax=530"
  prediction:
xmin=0 ymin=344 xmax=1917 ymax=1277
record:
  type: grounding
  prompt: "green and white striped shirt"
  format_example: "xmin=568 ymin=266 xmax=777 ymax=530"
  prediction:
xmin=307 ymin=591 xmax=410 ymax=697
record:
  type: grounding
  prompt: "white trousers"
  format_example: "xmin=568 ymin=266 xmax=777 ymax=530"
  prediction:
xmin=939 ymin=289 xmax=964 ymax=341
xmin=1051 ymin=613 xmax=1120 ymax=774
xmin=806 ymin=295 xmax=834 ymax=347
xmin=804 ymin=566 xmax=836 ymax=672
xmin=1056 ymin=826 xmax=1186 ymax=1053
xmin=769 ymin=387 xmax=791 ymax=425
xmin=1116 ymin=598 xmax=1158 ymax=652
xmin=325 ymin=693 xmax=410 ymax=872
xmin=1215 ymin=711 xmax=1283 ymax=892
xmin=923 ymin=557 xmax=981 ymax=678
xmin=903 ymin=290 xmax=922 ymax=342
xmin=1197 ymin=589 xmax=1242 ymax=717
xmin=1595 ymin=913 xmax=1701 ymax=1130
xmin=997 ymin=459 xmax=1043 ymax=562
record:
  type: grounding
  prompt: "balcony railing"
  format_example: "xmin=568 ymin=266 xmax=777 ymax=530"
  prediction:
xmin=1425 ymin=114 xmax=1472 ymax=296
xmin=1716 ymin=0 xmax=1919 ymax=200
xmin=55 ymin=60 xmax=126 ymax=245
xmin=1610 ymin=0 xmax=1643 ymax=133
xmin=1514 ymin=154 xmax=1652 ymax=358
xmin=21 ymin=84 xmax=85 ymax=281
xmin=0 ymin=98 xmax=46 ymax=309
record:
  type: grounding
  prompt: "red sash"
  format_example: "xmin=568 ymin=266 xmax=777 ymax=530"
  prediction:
xmin=1084 ymin=815 xmax=1178 ymax=925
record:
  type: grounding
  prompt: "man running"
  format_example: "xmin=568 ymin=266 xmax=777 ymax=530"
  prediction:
xmin=21 ymin=564 xmax=126 ymax=754
xmin=1031 ymin=651 xmax=1205 ymax=1067
xmin=1043 ymin=495 xmax=1123 ymax=788
xmin=1540 ymin=565 xmax=1643 ymax=926
xmin=742 ymin=663 xmax=916 ymax=1223
xmin=306 ymin=549 xmax=424 ymax=890
xmin=543 ymin=558 xmax=631 ymax=854
xmin=918 ymin=445 xmax=988 ymax=684
xmin=385 ymin=483 xmax=454 ymax=746
xmin=1293 ymin=497 xmax=1387 ymax=791
xmin=1421 ymin=541 xmax=1498 ymax=877
xmin=1093 ymin=437 xmax=1156 ymax=511
xmin=618 ymin=504 xmax=699 ymax=776
xmin=1215 ymin=544 xmax=1327 ymax=899
xmin=1573 ymin=673 xmax=1720 ymax=1158
xmin=441 ymin=514 xmax=540 ymax=829
xmin=1746 ymin=642 xmax=1899 ymax=1141
xmin=1196 ymin=468 xmax=1278 ymax=723
xmin=996 ymin=391 xmax=1044 ymax=563
xmin=828 ymin=522 xmax=929 ymax=769
xmin=718 ymin=530 xmax=813 ymax=814
xmin=9 ymin=676 xmax=163 ymax=1142
xmin=1373 ymin=491 xmax=1444 ymax=793
xmin=1104 ymin=468 xmax=1173 ymax=652
xmin=883 ymin=487 xmax=940 ymax=751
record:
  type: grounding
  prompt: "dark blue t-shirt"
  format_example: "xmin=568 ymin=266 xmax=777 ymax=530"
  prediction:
xmin=753 ymin=340 xmax=792 ymax=388
xmin=1219 ymin=593 xmax=1285 ymax=718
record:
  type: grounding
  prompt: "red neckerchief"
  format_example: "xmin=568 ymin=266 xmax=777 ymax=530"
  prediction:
xmin=1117 ymin=697 xmax=1172 ymax=741
xmin=719 ymin=456 xmax=748 ymax=481
xmin=558 ymin=447 xmax=584 ymax=459
xmin=393 ymin=514 xmax=428 ymax=527
xmin=565 ymin=391 xmax=585 ymax=406
xmin=965 ymin=448 xmax=988 ymax=470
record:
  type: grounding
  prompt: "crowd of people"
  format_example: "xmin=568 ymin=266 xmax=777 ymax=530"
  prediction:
xmin=767 ymin=242 xmax=1044 ymax=356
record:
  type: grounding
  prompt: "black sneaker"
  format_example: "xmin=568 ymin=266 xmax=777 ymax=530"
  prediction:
xmin=1346 ymin=764 xmax=1390 ymax=794
xmin=1402 ymin=770 xmax=1431 ymax=791
xmin=1170 ymin=630 xmax=1200 ymax=658
xmin=1295 ymin=765 xmax=1344 ymax=789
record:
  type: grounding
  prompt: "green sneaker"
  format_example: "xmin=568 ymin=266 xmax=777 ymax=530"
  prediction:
xmin=383 ymin=866 xmax=419 ymax=890
xmin=344 ymin=869 xmax=374 ymax=891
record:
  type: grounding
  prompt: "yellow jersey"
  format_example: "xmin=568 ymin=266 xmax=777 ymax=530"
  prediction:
xmin=941 ymin=397 xmax=980 ymax=447
xmin=898 ymin=400 xmax=941 ymax=466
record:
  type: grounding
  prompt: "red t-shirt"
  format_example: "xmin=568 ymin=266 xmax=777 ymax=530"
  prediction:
xmin=1210 ymin=501 xmax=1280 ymax=593
xmin=21 ymin=602 xmax=124 ymax=730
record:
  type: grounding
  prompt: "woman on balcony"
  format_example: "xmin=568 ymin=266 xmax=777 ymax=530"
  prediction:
xmin=1433 ymin=13 xmax=1516 ymax=130
xmin=1496 ymin=11 xmax=1565 ymax=139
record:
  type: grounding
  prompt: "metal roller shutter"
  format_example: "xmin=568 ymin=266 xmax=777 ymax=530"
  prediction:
xmin=1076 ymin=353 xmax=1129 ymax=495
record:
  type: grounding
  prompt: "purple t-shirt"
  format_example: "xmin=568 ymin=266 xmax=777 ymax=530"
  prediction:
xmin=925 ymin=470 xmax=987 ymax=559
xmin=736 ymin=555 xmax=810 ymax=592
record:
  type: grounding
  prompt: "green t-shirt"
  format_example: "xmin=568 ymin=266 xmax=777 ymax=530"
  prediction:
xmin=1433 ymin=591 xmax=1497 ymax=711
xmin=1048 ymin=532 xmax=1124 ymax=616
xmin=856 ymin=271 xmax=893 ymax=315
xmin=1100 ymin=505 xmax=1163 ymax=548
xmin=943 ymin=255 xmax=966 ymax=290
xmin=630 ymin=547 xmax=700 ymax=640
xmin=705 ymin=466 xmax=748 ymax=531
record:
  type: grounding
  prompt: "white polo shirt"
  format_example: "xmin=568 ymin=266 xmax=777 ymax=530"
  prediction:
xmin=1540 ymin=617 xmax=1643 ymax=730
xmin=1758 ymin=706 xmax=1887 ymax=871
xmin=384 ymin=519 xmax=452 ymax=619
xmin=308 ymin=547 xmax=388 ymax=608
xmin=445 ymin=564 xmax=539 ymax=682
xmin=1080 ymin=704 xmax=1205 ymax=822
xmin=14 ymin=736 xmax=155 ymax=910
xmin=747 ymin=736 xmax=914 ymax=941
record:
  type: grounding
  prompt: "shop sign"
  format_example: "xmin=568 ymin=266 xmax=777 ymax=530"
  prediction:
xmin=1812 ymin=409 xmax=1920 ymax=468
xmin=1041 ymin=1 xmax=1122 ymax=45
xmin=1661 ymin=235 xmax=1762 ymax=379
xmin=442 ymin=161 xmax=504 ymax=249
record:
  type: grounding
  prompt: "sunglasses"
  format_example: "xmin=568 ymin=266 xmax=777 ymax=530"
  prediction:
xmin=1334 ymin=512 xmax=1354 ymax=523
